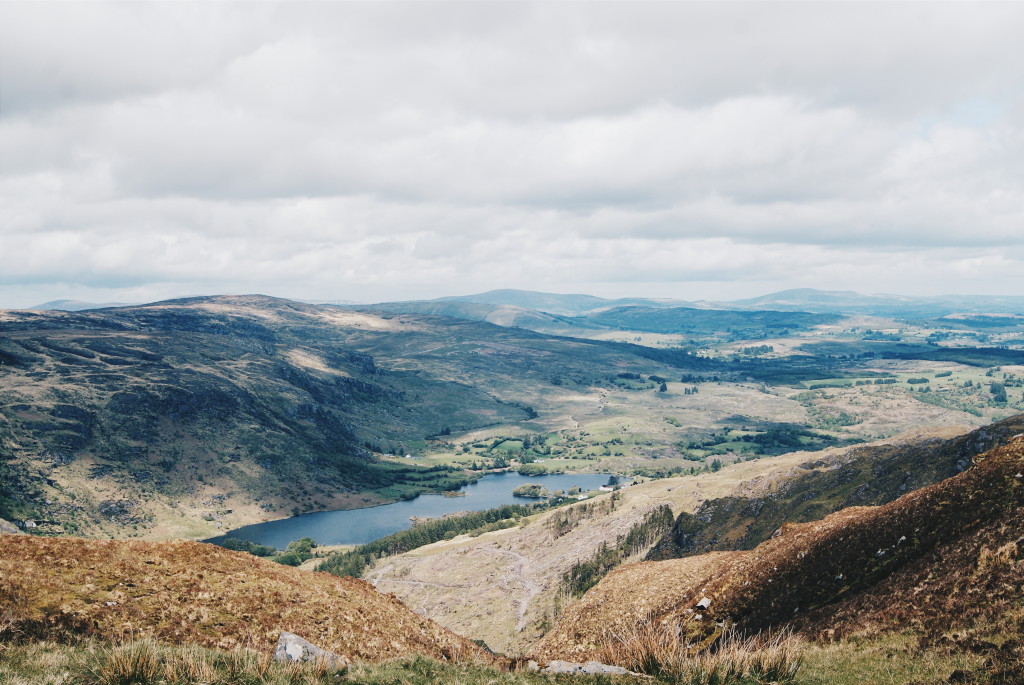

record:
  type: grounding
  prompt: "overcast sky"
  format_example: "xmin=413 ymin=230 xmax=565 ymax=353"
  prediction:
xmin=2 ymin=2 xmax=1023 ymax=308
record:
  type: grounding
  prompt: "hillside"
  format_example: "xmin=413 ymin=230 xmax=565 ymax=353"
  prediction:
xmin=647 ymin=413 xmax=1024 ymax=560
xmin=0 ymin=296 xmax=529 ymax=538
xmin=360 ymin=422 xmax=1009 ymax=655
xmin=731 ymin=288 xmax=1024 ymax=317
xmin=578 ymin=305 xmax=840 ymax=337
xmin=437 ymin=289 xmax=692 ymax=316
xmin=530 ymin=434 xmax=1024 ymax=665
xmin=344 ymin=300 xmax=597 ymax=337
xmin=0 ymin=534 xmax=489 ymax=665
xmin=1 ymin=294 xmax=719 ymax=539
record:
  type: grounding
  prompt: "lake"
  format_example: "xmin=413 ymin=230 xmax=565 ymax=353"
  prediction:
xmin=212 ymin=471 xmax=620 ymax=549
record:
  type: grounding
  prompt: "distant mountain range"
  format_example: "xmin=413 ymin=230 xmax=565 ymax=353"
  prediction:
xmin=363 ymin=287 xmax=1024 ymax=324
xmin=29 ymin=299 xmax=136 ymax=311
xmin=29 ymin=287 xmax=1024 ymax=318
xmin=338 ymin=287 xmax=1024 ymax=340
xmin=437 ymin=289 xmax=694 ymax=316
xmin=728 ymin=288 xmax=1024 ymax=316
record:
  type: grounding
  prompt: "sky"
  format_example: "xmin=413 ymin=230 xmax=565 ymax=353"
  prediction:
xmin=2 ymin=2 xmax=1023 ymax=309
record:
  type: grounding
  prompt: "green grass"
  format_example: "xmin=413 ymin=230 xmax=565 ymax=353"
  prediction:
xmin=0 ymin=639 xmax=339 ymax=685
xmin=0 ymin=633 xmax=1010 ymax=685
xmin=0 ymin=640 xmax=648 ymax=685
xmin=795 ymin=633 xmax=982 ymax=685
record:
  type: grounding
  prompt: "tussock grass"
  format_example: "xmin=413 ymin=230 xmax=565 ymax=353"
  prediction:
xmin=597 ymin=618 xmax=801 ymax=684
xmin=0 ymin=639 xmax=651 ymax=684
xmin=1 ymin=639 xmax=340 ymax=685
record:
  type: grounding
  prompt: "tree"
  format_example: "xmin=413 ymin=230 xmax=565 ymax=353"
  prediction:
xmin=658 ymin=382 xmax=668 ymax=393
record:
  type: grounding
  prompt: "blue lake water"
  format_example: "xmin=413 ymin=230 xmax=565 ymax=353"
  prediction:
xmin=212 ymin=471 xmax=619 ymax=549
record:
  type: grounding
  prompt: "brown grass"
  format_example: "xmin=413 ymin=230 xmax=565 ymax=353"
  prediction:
xmin=0 ymin=536 xmax=490 ymax=666
xmin=83 ymin=639 xmax=337 ymax=685
xmin=596 ymin=617 xmax=801 ymax=683
xmin=532 ymin=436 xmax=1024 ymax=662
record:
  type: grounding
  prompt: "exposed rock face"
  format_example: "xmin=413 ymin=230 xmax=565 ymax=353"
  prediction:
xmin=0 ymin=519 xmax=24 ymax=535
xmin=274 ymin=631 xmax=347 ymax=670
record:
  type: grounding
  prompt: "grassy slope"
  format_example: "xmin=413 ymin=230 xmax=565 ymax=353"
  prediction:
xmin=647 ymin=413 xmax=1024 ymax=560
xmin=530 ymin=436 xmax=1024 ymax=668
xmin=0 ymin=535 xmax=489 ymax=665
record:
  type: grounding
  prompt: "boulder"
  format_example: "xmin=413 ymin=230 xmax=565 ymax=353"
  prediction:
xmin=273 ymin=631 xmax=348 ymax=670
xmin=541 ymin=660 xmax=641 ymax=676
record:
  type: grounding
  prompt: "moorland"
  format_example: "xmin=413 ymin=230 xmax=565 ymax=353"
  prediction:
xmin=3 ymin=287 xmax=1024 ymax=683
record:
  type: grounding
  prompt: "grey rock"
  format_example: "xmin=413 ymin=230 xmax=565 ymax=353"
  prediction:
xmin=542 ymin=660 xmax=639 ymax=676
xmin=274 ymin=631 xmax=347 ymax=670
xmin=0 ymin=518 xmax=25 ymax=535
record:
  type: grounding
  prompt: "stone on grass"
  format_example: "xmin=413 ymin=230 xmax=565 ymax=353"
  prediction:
xmin=274 ymin=631 xmax=348 ymax=670
xmin=542 ymin=660 xmax=639 ymax=676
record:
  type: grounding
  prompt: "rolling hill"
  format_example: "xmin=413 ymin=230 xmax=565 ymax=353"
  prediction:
xmin=577 ymin=305 xmax=840 ymax=336
xmin=436 ymin=289 xmax=692 ymax=316
xmin=731 ymin=288 xmax=1024 ymax=317
xmin=343 ymin=300 xmax=597 ymax=337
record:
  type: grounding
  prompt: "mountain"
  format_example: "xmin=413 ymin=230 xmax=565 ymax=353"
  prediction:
xmin=343 ymin=300 xmax=600 ymax=336
xmin=0 ymin=294 xmax=710 ymax=539
xmin=729 ymin=288 xmax=1024 ymax=317
xmin=435 ymin=287 xmax=1024 ymax=319
xmin=356 ymin=294 xmax=840 ymax=340
xmin=729 ymin=288 xmax=906 ymax=310
xmin=1 ymin=295 xmax=526 ymax=538
xmin=0 ymin=534 xmax=489 ymax=665
xmin=531 ymin=434 xmax=1024 ymax=670
xmin=29 ymin=299 xmax=135 ymax=311
xmin=578 ymin=305 xmax=840 ymax=336
xmin=437 ymin=289 xmax=693 ymax=316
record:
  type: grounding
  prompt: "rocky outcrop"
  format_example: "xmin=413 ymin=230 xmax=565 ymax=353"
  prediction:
xmin=0 ymin=518 xmax=24 ymax=535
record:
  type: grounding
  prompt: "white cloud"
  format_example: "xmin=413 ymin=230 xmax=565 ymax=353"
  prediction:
xmin=2 ymin=1 xmax=1024 ymax=307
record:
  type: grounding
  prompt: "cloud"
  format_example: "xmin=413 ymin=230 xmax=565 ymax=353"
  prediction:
xmin=2 ymin=2 xmax=1024 ymax=307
